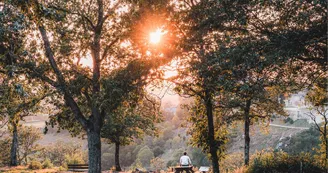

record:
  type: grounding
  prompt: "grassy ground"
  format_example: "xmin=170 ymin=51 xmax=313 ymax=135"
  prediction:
xmin=0 ymin=166 xmax=132 ymax=173
xmin=0 ymin=166 xmax=58 ymax=173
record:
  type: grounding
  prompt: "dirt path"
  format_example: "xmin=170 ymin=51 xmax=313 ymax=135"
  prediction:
xmin=269 ymin=123 xmax=309 ymax=130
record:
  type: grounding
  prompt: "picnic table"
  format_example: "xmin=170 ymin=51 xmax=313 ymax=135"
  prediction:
xmin=173 ymin=166 xmax=194 ymax=173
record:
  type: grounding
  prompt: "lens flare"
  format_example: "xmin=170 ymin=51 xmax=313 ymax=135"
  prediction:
xmin=149 ymin=28 xmax=166 ymax=44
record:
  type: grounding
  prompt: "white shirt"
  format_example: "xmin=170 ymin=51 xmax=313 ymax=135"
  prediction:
xmin=180 ymin=155 xmax=192 ymax=166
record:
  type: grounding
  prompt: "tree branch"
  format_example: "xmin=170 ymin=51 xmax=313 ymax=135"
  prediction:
xmin=38 ymin=25 xmax=88 ymax=129
xmin=48 ymin=5 xmax=96 ymax=30
xmin=101 ymin=37 xmax=119 ymax=62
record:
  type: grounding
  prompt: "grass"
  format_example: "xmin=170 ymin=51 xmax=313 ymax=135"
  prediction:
xmin=0 ymin=166 xmax=58 ymax=173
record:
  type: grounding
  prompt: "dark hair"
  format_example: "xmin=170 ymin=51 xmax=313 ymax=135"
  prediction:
xmin=184 ymin=152 xmax=187 ymax=155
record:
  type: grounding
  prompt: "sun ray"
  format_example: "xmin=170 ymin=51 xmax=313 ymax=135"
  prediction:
xmin=149 ymin=28 xmax=167 ymax=44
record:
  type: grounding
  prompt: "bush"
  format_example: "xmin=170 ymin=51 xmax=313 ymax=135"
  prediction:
xmin=28 ymin=160 xmax=42 ymax=170
xmin=38 ymin=141 xmax=87 ymax=166
xmin=59 ymin=165 xmax=67 ymax=171
xmin=0 ymin=138 xmax=11 ymax=167
xmin=42 ymin=158 xmax=53 ymax=169
xmin=220 ymin=152 xmax=243 ymax=172
xmin=65 ymin=154 xmax=85 ymax=164
xmin=281 ymin=126 xmax=320 ymax=155
xmin=246 ymin=150 xmax=324 ymax=173
xmin=284 ymin=117 xmax=294 ymax=124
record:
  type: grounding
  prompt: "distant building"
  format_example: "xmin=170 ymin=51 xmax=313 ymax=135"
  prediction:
xmin=283 ymin=91 xmax=327 ymax=123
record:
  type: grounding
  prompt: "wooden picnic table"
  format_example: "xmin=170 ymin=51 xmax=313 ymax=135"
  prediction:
xmin=173 ymin=166 xmax=194 ymax=173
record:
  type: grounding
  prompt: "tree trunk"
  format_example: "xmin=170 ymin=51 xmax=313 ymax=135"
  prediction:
xmin=324 ymin=128 xmax=328 ymax=172
xmin=24 ymin=154 xmax=28 ymax=165
xmin=10 ymin=122 xmax=18 ymax=166
xmin=326 ymin=137 xmax=328 ymax=173
xmin=205 ymin=90 xmax=220 ymax=173
xmin=115 ymin=142 xmax=122 ymax=171
xmin=244 ymin=99 xmax=251 ymax=166
xmin=87 ymin=129 xmax=102 ymax=173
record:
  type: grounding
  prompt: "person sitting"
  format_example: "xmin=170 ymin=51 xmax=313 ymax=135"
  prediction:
xmin=180 ymin=152 xmax=192 ymax=166
xmin=176 ymin=152 xmax=193 ymax=173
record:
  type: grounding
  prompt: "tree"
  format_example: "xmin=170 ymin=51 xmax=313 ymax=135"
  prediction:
xmin=172 ymin=1 xmax=326 ymax=168
xmin=0 ymin=2 xmax=48 ymax=166
xmin=7 ymin=0 xmax=176 ymax=172
xmin=136 ymin=146 xmax=154 ymax=168
xmin=0 ymin=77 xmax=47 ymax=166
xmin=101 ymin=93 xmax=161 ymax=171
xmin=17 ymin=126 xmax=42 ymax=165
xmin=280 ymin=126 xmax=320 ymax=156
xmin=171 ymin=1 xmax=252 ymax=172
xmin=306 ymin=76 xmax=328 ymax=170
xmin=213 ymin=42 xmax=288 ymax=165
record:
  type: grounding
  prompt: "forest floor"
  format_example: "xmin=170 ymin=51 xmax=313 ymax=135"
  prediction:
xmin=0 ymin=166 xmax=58 ymax=173
xmin=0 ymin=166 xmax=180 ymax=173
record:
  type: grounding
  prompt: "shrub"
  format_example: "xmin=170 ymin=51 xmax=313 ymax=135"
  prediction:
xmin=0 ymin=138 xmax=11 ymax=167
xmin=246 ymin=150 xmax=324 ymax=173
xmin=284 ymin=117 xmax=294 ymax=124
xmin=38 ymin=141 xmax=86 ymax=166
xmin=42 ymin=158 xmax=53 ymax=169
xmin=65 ymin=154 xmax=85 ymax=164
xmin=281 ymin=126 xmax=320 ymax=155
xmin=220 ymin=152 xmax=243 ymax=172
xmin=28 ymin=160 xmax=42 ymax=170
xmin=150 ymin=157 xmax=165 ymax=171
xmin=59 ymin=166 xmax=67 ymax=171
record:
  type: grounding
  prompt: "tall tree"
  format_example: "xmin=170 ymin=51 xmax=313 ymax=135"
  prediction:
xmin=171 ymin=1 xmax=251 ymax=172
xmin=8 ymin=0 xmax=175 ymax=172
xmin=0 ymin=77 xmax=47 ymax=166
xmin=0 ymin=3 xmax=47 ymax=166
xmin=213 ymin=41 xmax=288 ymax=165
xmin=173 ymin=0 xmax=326 ymax=168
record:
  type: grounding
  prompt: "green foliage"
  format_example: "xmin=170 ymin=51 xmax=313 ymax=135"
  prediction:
xmin=136 ymin=146 xmax=154 ymax=167
xmin=152 ymin=146 xmax=165 ymax=157
xmin=284 ymin=117 xmax=294 ymax=124
xmin=18 ymin=126 xmax=43 ymax=164
xmin=131 ymin=158 xmax=143 ymax=171
xmin=101 ymin=94 xmax=161 ymax=146
xmin=246 ymin=151 xmax=324 ymax=173
xmin=42 ymin=158 xmax=53 ymax=169
xmin=0 ymin=137 xmax=11 ymax=166
xmin=281 ymin=126 xmax=320 ymax=155
xmin=65 ymin=154 xmax=85 ymax=164
xmin=305 ymin=75 xmax=328 ymax=169
xmin=150 ymin=157 xmax=165 ymax=171
xmin=101 ymin=152 xmax=115 ymax=170
xmin=38 ymin=141 xmax=86 ymax=166
xmin=5 ymin=1 xmax=175 ymax=172
xmin=220 ymin=152 xmax=243 ymax=172
xmin=28 ymin=160 xmax=42 ymax=170
xmin=58 ymin=165 xmax=67 ymax=171
xmin=188 ymin=99 xmax=228 ymax=158
xmin=166 ymin=160 xmax=176 ymax=167
xmin=188 ymin=147 xmax=210 ymax=167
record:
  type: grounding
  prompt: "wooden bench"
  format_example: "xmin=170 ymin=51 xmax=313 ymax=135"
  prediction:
xmin=174 ymin=166 xmax=194 ymax=173
xmin=67 ymin=164 xmax=89 ymax=172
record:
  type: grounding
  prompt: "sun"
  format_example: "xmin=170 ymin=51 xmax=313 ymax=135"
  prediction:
xmin=149 ymin=28 xmax=166 ymax=44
